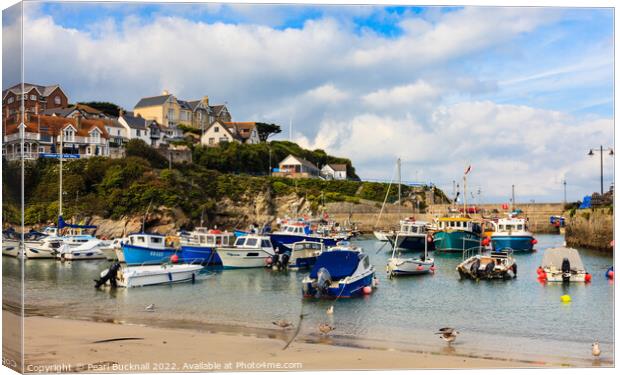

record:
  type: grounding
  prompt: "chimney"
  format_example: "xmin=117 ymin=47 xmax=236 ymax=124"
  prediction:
xmin=201 ymin=96 xmax=209 ymax=106
xmin=162 ymin=89 xmax=170 ymax=95
xmin=119 ymin=108 xmax=125 ymax=117
xmin=75 ymin=112 xmax=82 ymax=129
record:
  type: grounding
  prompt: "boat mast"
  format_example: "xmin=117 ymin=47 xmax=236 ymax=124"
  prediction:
xmin=463 ymin=173 xmax=467 ymax=216
xmin=511 ymin=184 xmax=515 ymax=212
xmin=397 ymin=157 xmax=401 ymax=217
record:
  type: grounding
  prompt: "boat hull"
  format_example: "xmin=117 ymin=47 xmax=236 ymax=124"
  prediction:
xmin=491 ymin=235 xmax=534 ymax=252
xmin=373 ymin=231 xmax=391 ymax=241
xmin=180 ymin=245 xmax=222 ymax=265
xmin=62 ymin=249 xmax=107 ymax=260
xmin=387 ymin=258 xmax=434 ymax=276
xmin=434 ymin=231 xmax=481 ymax=253
xmin=542 ymin=270 xmax=587 ymax=282
xmin=302 ymin=270 xmax=375 ymax=298
xmin=111 ymin=265 xmax=203 ymax=288
xmin=122 ymin=244 xmax=179 ymax=265
xmin=217 ymin=248 xmax=274 ymax=268
xmin=270 ymin=233 xmax=339 ymax=252
xmin=2 ymin=240 xmax=21 ymax=257
xmin=24 ymin=243 xmax=57 ymax=259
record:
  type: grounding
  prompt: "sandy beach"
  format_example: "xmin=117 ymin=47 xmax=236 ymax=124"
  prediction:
xmin=1 ymin=312 xmax=564 ymax=373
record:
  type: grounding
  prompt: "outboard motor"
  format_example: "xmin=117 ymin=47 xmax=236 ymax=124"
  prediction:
xmin=470 ymin=258 xmax=481 ymax=277
xmin=561 ymin=257 xmax=571 ymax=282
xmin=280 ymin=252 xmax=290 ymax=270
xmin=316 ymin=268 xmax=332 ymax=297
xmin=94 ymin=262 xmax=121 ymax=289
xmin=484 ymin=261 xmax=495 ymax=276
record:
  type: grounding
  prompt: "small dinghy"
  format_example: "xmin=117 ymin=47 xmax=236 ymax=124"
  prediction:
xmin=540 ymin=247 xmax=589 ymax=282
xmin=95 ymin=262 xmax=203 ymax=288
xmin=456 ymin=250 xmax=517 ymax=280
xmin=302 ymin=242 xmax=376 ymax=298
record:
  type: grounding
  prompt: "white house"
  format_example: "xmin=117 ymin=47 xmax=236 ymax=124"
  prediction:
xmin=118 ymin=112 xmax=158 ymax=146
xmin=273 ymin=154 xmax=320 ymax=178
xmin=321 ymin=164 xmax=347 ymax=180
xmin=200 ymin=121 xmax=260 ymax=147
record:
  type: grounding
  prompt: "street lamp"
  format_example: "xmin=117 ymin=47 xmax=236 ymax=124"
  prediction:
xmin=588 ymin=145 xmax=614 ymax=195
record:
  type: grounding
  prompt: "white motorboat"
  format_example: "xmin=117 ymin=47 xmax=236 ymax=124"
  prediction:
xmin=97 ymin=263 xmax=203 ymax=288
xmin=58 ymin=239 xmax=107 ymax=260
xmin=387 ymin=227 xmax=434 ymax=277
xmin=99 ymin=238 xmax=126 ymax=261
xmin=540 ymin=247 xmax=588 ymax=282
xmin=373 ymin=230 xmax=393 ymax=242
xmin=24 ymin=237 xmax=63 ymax=259
xmin=2 ymin=239 xmax=21 ymax=257
xmin=216 ymin=235 xmax=276 ymax=268
xmin=287 ymin=241 xmax=324 ymax=270
xmin=456 ymin=250 xmax=517 ymax=280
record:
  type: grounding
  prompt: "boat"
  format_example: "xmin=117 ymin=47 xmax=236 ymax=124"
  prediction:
xmin=490 ymin=216 xmax=536 ymax=252
xmin=57 ymin=238 xmax=107 ymax=260
xmin=540 ymin=247 xmax=589 ymax=282
xmin=99 ymin=238 xmax=126 ymax=261
xmin=2 ymin=239 xmax=21 ymax=257
xmin=387 ymin=218 xmax=434 ymax=252
xmin=302 ymin=242 xmax=376 ymax=298
xmin=433 ymin=217 xmax=482 ymax=253
xmin=286 ymin=240 xmax=324 ymax=270
xmin=456 ymin=250 xmax=517 ymax=280
xmin=96 ymin=262 xmax=203 ymax=288
xmin=373 ymin=230 xmax=393 ymax=242
xmin=387 ymin=228 xmax=434 ymax=277
xmin=269 ymin=221 xmax=341 ymax=252
xmin=122 ymin=233 xmax=180 ymax=265
xmin=179 ymin=228 xmax=234 ymax=265
xmin=23 ymin=237 xmax=63 ymax=259
xmin=216 ymin=234 xmax=276 ymax=268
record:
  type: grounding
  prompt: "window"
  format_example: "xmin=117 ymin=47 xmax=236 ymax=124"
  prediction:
xmin=208 ymin=138 xmax=214 ymax=145
xmin=136 ymin=129 xmax=140 ymax=136
xmin=54 ymin=96 xmax=61 ymax=105
xmin=151 ymin=237 xmax=162 ymax=244
xmin=30 ymin=94 xmax=36 ymax=100
xmin=117 ymin=130 xmax=121 ymax=136
xmin=63 ymin=128 xmax=74 ymax=141
xmin=214 ymin=126 xmax=219 ymax=133
xmin=261 ymin=240 xmax=272 ymax=248
xmin=235 ymin=238 xmax=246 ymax=246
xmin=246 ymin=238 xmax=258 ymax=247
xmin=167 ymin=109 xmax=175 ymax=121
xmin=7 ymin=97 xmax=14 ymax=104
xmin=136 ymin=236 xmax=145 ymax=243
xmin=86 ymin=147 xmax=91 ymax=155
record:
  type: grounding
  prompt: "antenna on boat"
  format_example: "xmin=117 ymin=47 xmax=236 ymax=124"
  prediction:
xmin=142 ymin=199 xmax=153 ymax=233
xmin=397 ymin=157 xmax=402 ymax=218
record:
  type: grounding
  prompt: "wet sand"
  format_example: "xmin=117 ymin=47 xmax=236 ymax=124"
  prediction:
xmin=10 ymin=313 xmax=562 ymax=373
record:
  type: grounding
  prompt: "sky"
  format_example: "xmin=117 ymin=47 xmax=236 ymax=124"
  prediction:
xmin=2 ymin=1 xmax=614 ymax=203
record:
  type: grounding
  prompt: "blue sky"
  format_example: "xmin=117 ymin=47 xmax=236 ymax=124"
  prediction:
xmin=3 ymin=2 xmax=614 ymax=203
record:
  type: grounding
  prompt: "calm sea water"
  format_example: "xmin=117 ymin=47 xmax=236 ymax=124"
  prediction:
xmin=3 ymin=234 xmax=614 ymax=366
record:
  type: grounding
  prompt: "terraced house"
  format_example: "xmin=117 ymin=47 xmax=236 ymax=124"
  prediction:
xmin=2 ymin=114 xmax=110 ymax=161
xmin=2 ymin=82 xmax=69 ymax=120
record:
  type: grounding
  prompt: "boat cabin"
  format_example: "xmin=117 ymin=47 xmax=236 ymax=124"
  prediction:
xmin=398 ymin=219 xmax=428 ymax=235
xmin=127 ymin=233 xmax=170 ymax=250
xmin=280 ymin=223 xmax=311 ymax=235
xmin=233 ymin=235 xmax=273 ymax=249
xmin=495 ymin=217 xmax=528 ymax=233
xmin=183 ymin=228 xmax=234 ymax=247
xmin=42 ymin=226 xmax=58 ymax=237
xmin=436 ymin=217 xmax=481 ymax=234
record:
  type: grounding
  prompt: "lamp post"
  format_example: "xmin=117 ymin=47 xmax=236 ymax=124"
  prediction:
xmin=587 ymin=145 xmax=614 ymax=195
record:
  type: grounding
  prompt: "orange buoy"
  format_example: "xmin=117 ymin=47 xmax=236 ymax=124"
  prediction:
xmin=362 ymin=286 xmax=372 ymax=295
xmin=170 ymin=254 xmax=179 ymax=264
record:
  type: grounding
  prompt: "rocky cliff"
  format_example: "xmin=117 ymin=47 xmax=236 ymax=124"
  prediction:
xmin=565 ymin=208 xmax=613 ymax=251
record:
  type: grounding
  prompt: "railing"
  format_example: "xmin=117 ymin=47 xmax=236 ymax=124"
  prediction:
xmin=4 ymin=133 xmax=40 ymax=142
xmin=3 ymin=152 xmax=38 ymax=161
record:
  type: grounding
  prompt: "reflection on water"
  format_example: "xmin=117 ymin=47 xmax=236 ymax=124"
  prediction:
xmin=3 ymin=234 xmax=614 ymax=366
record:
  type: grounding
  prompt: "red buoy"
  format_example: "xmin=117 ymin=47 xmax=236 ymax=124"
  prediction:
xmin=531 ymin=238 xmax=538 ymax=245
xmin=608 ymin=271 xmax=614 ymax=280
xmin=362 ymin=286 xmax=372 ymax=295
xmin=170 ymin=254 xmax=179 ymax=264
xmin=536 ymin=266 xmax=544 ymax=275
xmin=585 ymin=273 xmax=592 ymax=283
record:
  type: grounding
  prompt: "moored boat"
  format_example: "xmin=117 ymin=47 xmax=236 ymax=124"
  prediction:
xmin=216 ymin=235 xmax=275 ymax=269
xmin=179 ymin=228 xmax=234 ymax=265
xmin=540 ymin=247 xmax=589 ymax=282
xmin=286 ymin=240 xmax=324 ymax=270
xmin=386 ymin=218 xmax=434 ymax=252
xmin=269 ymin=222 xmax=341 ymax=252
xmin=58 ymin=238 xmax=107 ymax=260
xmin=122 ymin=233 xmax=180 ymax=265
xmin=24 ymin=237 xmax=63 ymax=259
xmin=433 ymin=217 xmax=482 ymax=253
xmin=2 ymin=239 xmax=21 ymax=257
xmin=302 ymin=242 xmax=376 ymax=298
xmin=490 ymin=216 xmax=536 ymax=252
xmin=96 ymin=262 xmax=203 ymax=288
xmin=387 ymin=226 xmax=434 ymax=277
xmin=456 ymin=250 xmax=517 ymax=280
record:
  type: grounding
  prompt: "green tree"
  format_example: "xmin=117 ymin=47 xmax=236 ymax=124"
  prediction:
xmin=78 ymin=101 xmax=123 ymax=117
xmin=255 ymin=123 xmax=282 ymax=142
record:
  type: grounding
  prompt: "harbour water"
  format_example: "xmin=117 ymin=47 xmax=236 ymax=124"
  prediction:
xmin=3 ymin=234 xmax=614 ymax=366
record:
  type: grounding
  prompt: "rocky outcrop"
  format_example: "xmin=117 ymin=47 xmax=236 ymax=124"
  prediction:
xmin=565 ymin=208 xmax=613 ymax=251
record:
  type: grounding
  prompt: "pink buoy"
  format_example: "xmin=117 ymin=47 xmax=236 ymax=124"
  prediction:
xmin=265 ymin=257 xmax=273 ymax=265
xmin=430 ymin=265 xmax=436 ymax=272
xmin=362 ymin=286 xmax=372 ymax=295
xmin=170 ymin=254 xmax=179 ymax=264
xmin=416 ymin=265 xmax=425 ymax=271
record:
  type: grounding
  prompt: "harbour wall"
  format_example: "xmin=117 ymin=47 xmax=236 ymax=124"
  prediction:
xmin=564 ymin=208 xmax=614 ymax=251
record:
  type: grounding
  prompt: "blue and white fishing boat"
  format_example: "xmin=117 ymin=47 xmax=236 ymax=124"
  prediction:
xmin=387 ymin=218 xmax=434 ymax=252
xmin=302 ymin=242 xmax=376 ymax=298
xmin=122 ymin=233 xmax=180 ymax=265
xmin=286 ymin=241 xmax=324 ymax=270
xmin=490 ymin=216 xmax=536 ymax=252
xmin=179 ymin=228 xmax=234 ymax=265
xmin=270 ymin=221 xmax=341 ymax=252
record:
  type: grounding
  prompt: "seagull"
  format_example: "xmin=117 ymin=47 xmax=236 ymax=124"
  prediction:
xmin=144 ymin=304 xmax=155 ymax=312
xmin=318 ymin=323 xmax=335 ymax=335
xmin=436 ymin=327 xmax=459 ymax=345
xmin=272 ymin=320 xmax=293 ymax=329
xmin=326 ymin=306 xmax=334 ymax=315
xmin=592 ymin=341 xmax=601 ymax=357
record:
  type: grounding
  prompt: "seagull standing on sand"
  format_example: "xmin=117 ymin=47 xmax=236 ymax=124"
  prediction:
xmin=272 ymin=320 xmax=293 ymax=329
xmin=436 ymin=327 xmax=459 ymax=345
xmin=592 ymin=341 xmax=601 ymax=357
xmin=145 ymin=304 xmax=155 ymax=312
xmin=318 ymin=323 xmax=335 ymax=335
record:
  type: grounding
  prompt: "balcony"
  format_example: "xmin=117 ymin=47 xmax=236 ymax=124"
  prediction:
xmin=3 ymin=151 xmax=38 ymax=161
xmin=4 ymin=132 xmax=40 ymax=142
